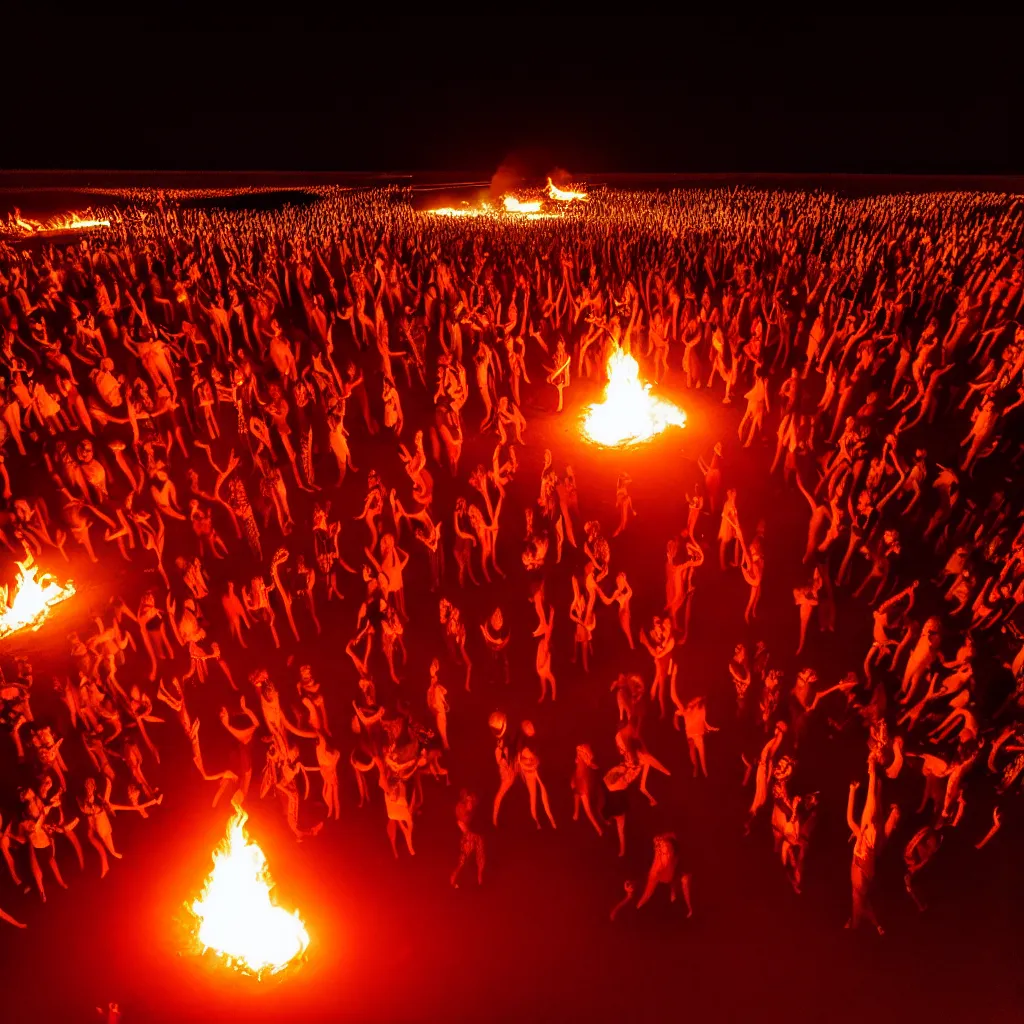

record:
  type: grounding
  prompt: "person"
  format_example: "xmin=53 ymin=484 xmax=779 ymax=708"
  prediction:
xmin=489 ymin=712 xmax=516 ymax=827
xmin=639 ymin=617 xmax=675 ymax=719
xmin=78 ymin=776 xmax=161 ymax=877
xmin=612 ymin=472 xmax=635 ymax=537
xmin=728 ymin=643 xmax=752 ymax=716
xmin=451 ymin=789 xmax=485 ymax=888
xmin=569 ymin=575 xmax=595 ymax=673
xmin=603 ymin=734 xmax=649 ymax=858
xmin=903 ymin=823 xmax=944 ymax=912
xmin=718 ymin=488 xmax=740 ymax=570
xmin=746 ymin=722 xmax=787 ymax=834
xmin=600 ymin=571 xmax=635 ymax=648
xmin=16 ymin=789 xmax=69 ymax=903
xmin=533 ymin=591 xmax=557 ymax=702
xmin=793 ymin=574 xmax=821 ymax=656
xmin=675 ymin=696 xmax=719 ymax=778
xmin=515 ymin=721 xmax=557 ymax=830
xmin=440 ymin=598 xmax=472 ymax=692
xmin=426 ymin=659 xmax=450 ymax=750
xmin=634 ymin=833 xmax=693 ymax=916
xmin=846 ymin=758 xmax=899 ymax=934
xmin=571 ymin=743 xmax=604 ymax=836
xmin=380 ymin=769 xmax=415 ymax=858
xmin=480 ymin=607 xmax=510 ymax=687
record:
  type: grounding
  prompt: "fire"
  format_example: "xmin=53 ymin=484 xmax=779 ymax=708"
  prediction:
xmin=582 ymin=346 xmax=686 ymax=447
xmin=546 ymin=178 xmax=589 ymax=202
xmin=427 ymin=202 xmax=493 ymax=218
xmin=0 ymin=554 xmax=76 ymax=639
xmin=502 ymin=195 xmax=543 ymax=214
xmin=427 ymin=196 xmax=559 ymax=220
xmin=58 ymin=214 xmax=111 ymax=231
xmin=3 ymin=209 xmax=111 ymax=237
xmin=189 ymin=805 xmax=309 ymax=977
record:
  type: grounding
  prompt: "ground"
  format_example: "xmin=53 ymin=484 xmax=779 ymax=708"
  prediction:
xmin=0 ymin=182 xmax=1021 ymax=1023
xmin=0 ymin=374 xmax=1021 ymax=1024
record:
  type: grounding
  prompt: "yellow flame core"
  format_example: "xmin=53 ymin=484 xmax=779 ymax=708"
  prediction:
xmin=502 ymin=195 xmax=543 ymax=214
xmin=427 ymin=206 xmax=487 ymax=218
xmin=0 ymin=556 xmax=75 ymax=638
xmin=190 ymin=806 xmax=309 ymax=977
xmin=5 ymin=211 xmax=111 ymax=235
xmin=61 ymin=216 xmax=111 ymax=230
xmin=582 ymin=347 xmax=686 ymax=447
xmin=427 ymin=196 xmax=561 ymax=220
xmin=546 ymin=178 xmax=589 ymax=202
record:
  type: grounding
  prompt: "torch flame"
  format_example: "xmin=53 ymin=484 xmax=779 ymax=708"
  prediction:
xmin=546 ymin=178 xmax=589 ymax=202
xmin=0 ymin=554 xmax=76 ymax=639
xmin=189 ymin=805 xmax=309 ymax=977
xmin=582 ymin=346 xmax=686 ymax=447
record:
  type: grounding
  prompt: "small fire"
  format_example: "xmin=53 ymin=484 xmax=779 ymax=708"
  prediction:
xmin=502 ymin=195 xmax=543 ymax=214
xmin=0 ymin=554 xmax=76 ymax=639
xmin=546 ymin=178 xmax=589 ymax=202
xmin=189 ymin=805 xmax=309 ymax=977
xmin=427 ymin=202 xmax=493 ymax=218
xmin=582 ymin=346 xmax=686 ymax=447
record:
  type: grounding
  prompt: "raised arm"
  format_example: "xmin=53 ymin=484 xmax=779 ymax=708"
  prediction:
xmin=846 ymin=782 xmax=861 ymax=837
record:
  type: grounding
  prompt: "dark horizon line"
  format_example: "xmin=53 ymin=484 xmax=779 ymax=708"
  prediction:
xmin=1 ymin=169 xmax=1024 ymax=183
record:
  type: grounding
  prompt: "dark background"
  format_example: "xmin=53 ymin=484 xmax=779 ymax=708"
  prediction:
xmin=1 ymin=16 xmax=1022 ymax=175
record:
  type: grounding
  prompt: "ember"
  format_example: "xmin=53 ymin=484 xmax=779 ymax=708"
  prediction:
xmin=582 ymin=345 xmax=686 ymax=447
xmin=189 ymin=805 xmax=309 ymax=978
xmin=0 ymin=554 xmax=76 ymax=639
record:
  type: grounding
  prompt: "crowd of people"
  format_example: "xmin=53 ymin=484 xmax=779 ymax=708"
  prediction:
xmin=0 ymin=182 xmax=1022 ymax=937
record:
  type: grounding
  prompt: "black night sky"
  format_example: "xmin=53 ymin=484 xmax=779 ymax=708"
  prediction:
xmin=1 ymin=16 xmax=1022 ymax=174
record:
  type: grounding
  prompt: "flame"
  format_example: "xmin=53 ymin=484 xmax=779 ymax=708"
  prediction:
xmin=427 ymin=202 xmax=492 ymax=218
xmin=58 ymin=214 xmax=111 ymax=231
xmin=0 ymin=554 xmax=76 ymax=639
xmin=582 ymin=346 xmax=686 ymax=447
xmin=189 ymin=805 xmax=309 ymax=977
xmin=502 ymin=195 xmax=543 ymax=214
xmin=3 ymin=210 xmax=111 ymax=237
xmin=546 ymin=178 xmax=589 ymax=202
xmin=427 ymin=196 xmax=559 ymax=220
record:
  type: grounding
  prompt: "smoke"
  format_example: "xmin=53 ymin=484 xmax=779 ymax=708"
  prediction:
xmin=489 ymin=150 xmax=576 ymax=197
xmin=488 ymin=159 xmax=529 ymax=200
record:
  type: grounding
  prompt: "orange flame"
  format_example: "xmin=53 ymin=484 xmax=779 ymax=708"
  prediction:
xmin=0 ymin=554 xmax=76 ymax=639
xmin=426 ymin=196 xmax=559 ymax=220
xmin=427 ymin=202 xmax=492 ymax=218
xmin=3 ymin=209 xmax=111 ymax=237
xmin=582 ymin=346 xmax=686 ymax=446
xmin=546 ymin=178 xmax=589 ymax=202
xmin=189 ymin=805 xmax=309 ymax=977
xmin=502 ymin=195 xmax=543 ymax=214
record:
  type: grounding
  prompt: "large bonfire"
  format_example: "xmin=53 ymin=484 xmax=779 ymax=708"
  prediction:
xmin=0 ymin=554 xmax=76 ymax=639
xmin=189 ymin=805 xmax=309 ymax=978
xmin=582 ymin=346 xmax=686 ymax=447
xmin=427 ymin=177 xmax=588 ymax=220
